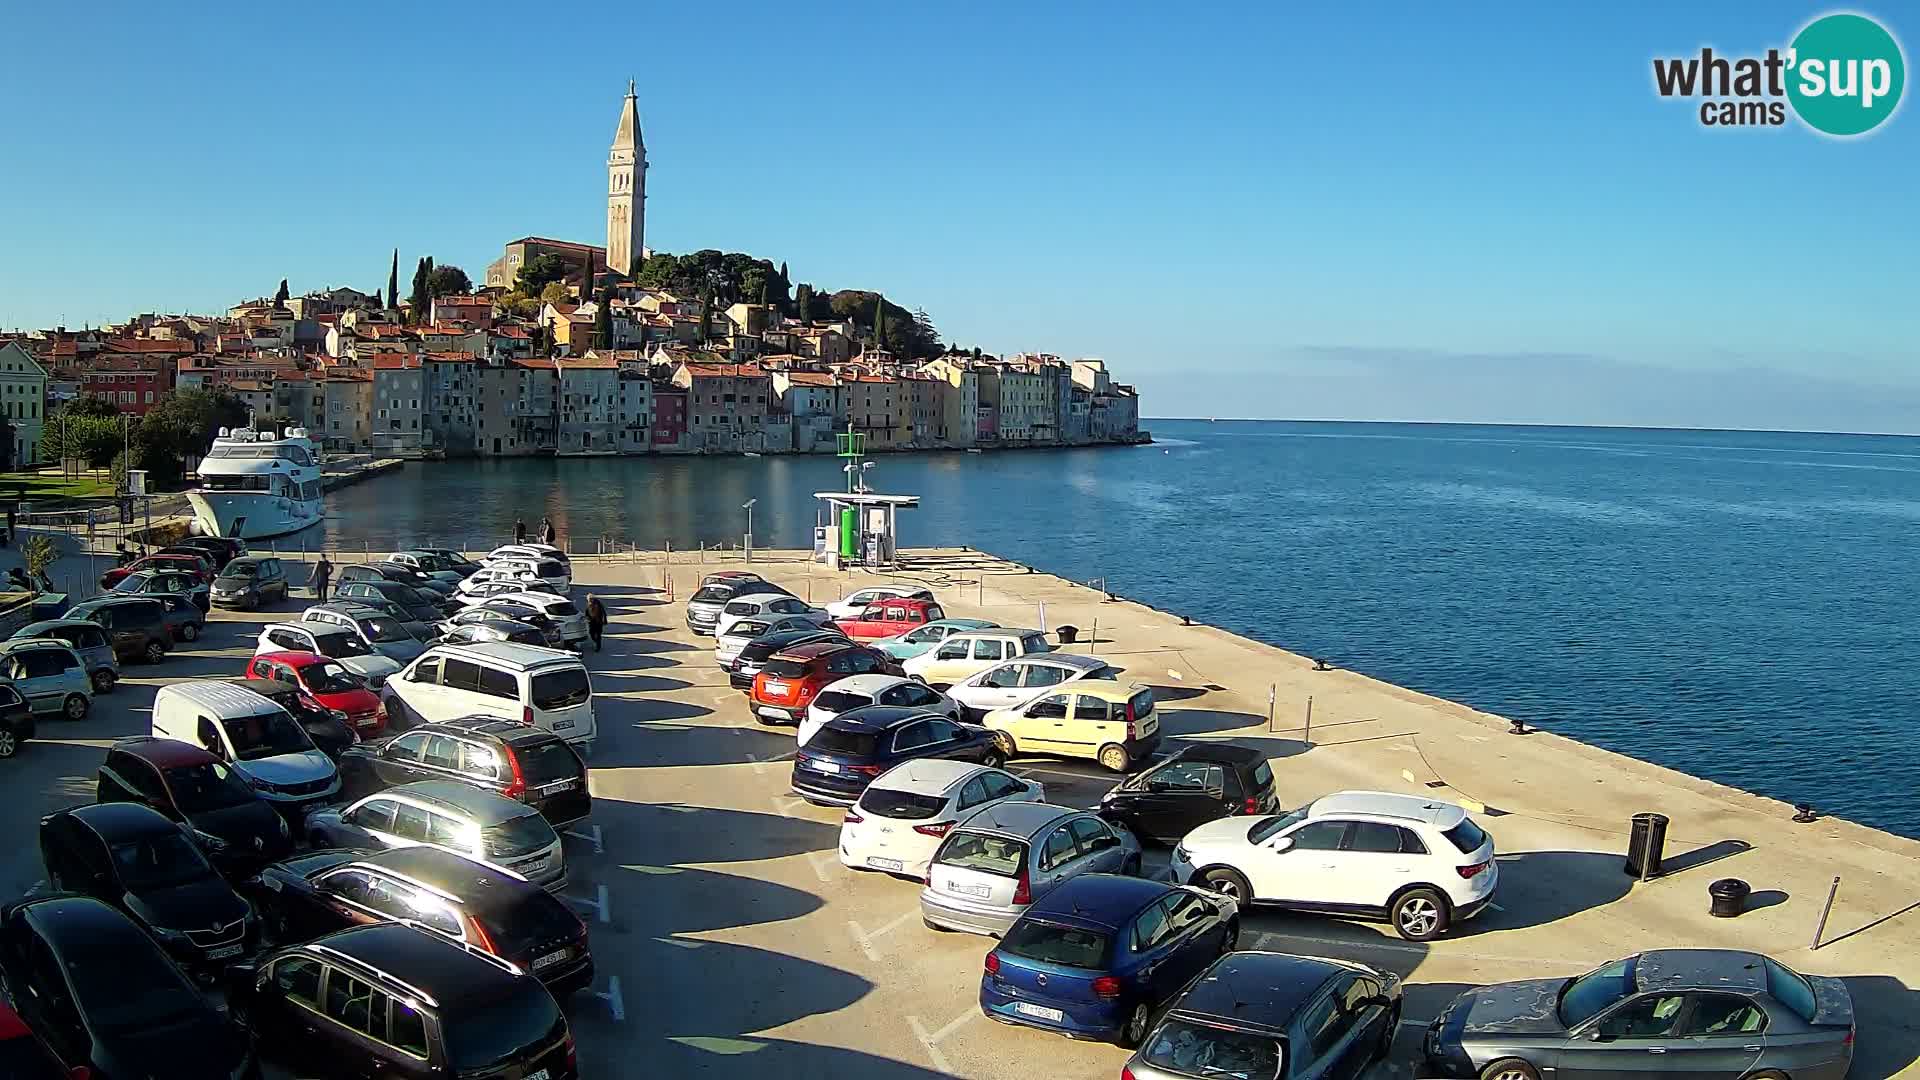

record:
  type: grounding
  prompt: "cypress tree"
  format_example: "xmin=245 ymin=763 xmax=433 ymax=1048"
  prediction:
xmin=424 ymin=256 xmax=436 ymax=301
xmin=872 ymin=294 xmax=887 ymax=352
xmin=408 ymin=258 xmax=430 ymax=324
xmin=697 ymin=289 xmax=712 ymax=344
xmin=794 ymin=284 xmax=813 ymax=322
xmin=594 ymin=288 xmax=613 ymax=349
xmin=273 ymin=279 xmax=289 ymax=304
xmin=387 ymin=249 xmax=399 ymax=311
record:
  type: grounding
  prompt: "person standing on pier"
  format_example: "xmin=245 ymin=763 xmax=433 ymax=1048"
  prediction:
xmin=540 ymin=516 xmax=556 ymax=546
xmin=514 ymin=517 xmax=527 ymax=544
xmin=312 ymin=555 xmax=333 ymax=601
xmin=585 ymin=594 xmax=607 ymax=651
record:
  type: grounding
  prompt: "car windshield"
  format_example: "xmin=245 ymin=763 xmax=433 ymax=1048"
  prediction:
xmin=222 ymin=710 xmax=314 ymax=760
xmin=723 ymin=601 xmax=761 ymax=616
xmin=1000 ymin=920 xmax=1110 ymax=969
xmin=531 ymin=668 xmax=590 ymax=710
xmin=1252 ymin=761 xmax=1274 ymax=790
xmin=110 ymin=576 xmax=149 ymax=593
xmin=761 ymin=658 xmax=810 ymax=679
xmin=691 ymin=587 xmax=731 ymax=603
xmin=111 ymin=830 xmax=214 ymax=890
xmin=1559 ymin=956 xmax=1638 ymax=1028
xmin=812 ymin=690 xmax=874 ymax=714
xmin=1443 ymin=817 xmax=1489 ymax=854
xmin=1247 ymin=806 xmax=1312 ymax=844
xmin=222 ymin=563 xmax=258 ymax=579
xmin=297 ymin=661 xmax=363 ymax=694
xmin=859 ymin=788 xmax=945 ymax=820
xmin=1141 ymin=1018 xmax=1284 ymax=1080
xmin=807 ymin=728 xmax=878 ymax=757
xmin=515 ymin=741 xmax=582 ymax=785
xmin=936 ymin=831 xmax=1025 ymax=876
xmin=482 ymin=813 xmax=558 ymax=859
xmin=164 ymin=761 xmax=257 ymax=813
xmin=727 ymin=620 xmax=771 ymax=639
xmin=313 ymin=633 xmax=373 ymax=659
xmin=442 ymin=982 xmax=565 ymax=1071
xmin=51 ymin=937 xmax=202 ymax=1034
xmin=545 ymin=601 xmax=577 ymax=617
xmin=361 ymin=618 xmax=412 ymax=643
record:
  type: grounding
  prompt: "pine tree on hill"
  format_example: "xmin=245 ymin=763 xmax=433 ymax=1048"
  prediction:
xmin=273 ymin=279 xmax=289 ymax=305
xmin=388 ymin=249 xmax=400 ymax=311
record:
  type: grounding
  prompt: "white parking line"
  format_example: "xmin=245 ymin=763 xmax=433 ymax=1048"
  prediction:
xmin=847 ymin=910 xmax=919 ymax=962
xmin=595 ymin=975 xmax=625 ymax=1021
xmin=562 ymin=824 xmax=604 ymax=854
xmin=563 ymin=884 xmax=611 ymax=924
xmin=906 ymin=1010 xmax=975 ymax=1074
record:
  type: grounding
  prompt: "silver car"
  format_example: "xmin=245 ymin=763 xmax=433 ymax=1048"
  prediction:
xmin=685 ymin=580 xmax=788 ymax=636
xmin=301 ymin=604 xmax=428 ymax=663
xmin=920 ymin=802 xmax=1141 ymax=937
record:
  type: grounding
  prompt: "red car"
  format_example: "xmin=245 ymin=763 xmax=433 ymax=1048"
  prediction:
xmin=246 ymin=650 xmax=387 ymax=735
xmin=834 ymin=597 xmax=949 ymax=640
xmin=750 ymin=640 xmax=904 ymax=725
xmin=0 ymin=999 xmax=65 ymax=1079
xmin=99 ymin=553 xmax=211 ymax=589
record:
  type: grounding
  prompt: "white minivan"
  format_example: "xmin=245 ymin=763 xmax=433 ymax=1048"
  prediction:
xmin=151 ymin=681 xmax=340 ymax=812
xmin=381 ymin=641 xmax=596 ymax=749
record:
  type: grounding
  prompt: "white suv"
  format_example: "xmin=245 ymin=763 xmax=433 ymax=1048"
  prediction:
xmin=1167 ymin=790 xmax=1496 ymax=941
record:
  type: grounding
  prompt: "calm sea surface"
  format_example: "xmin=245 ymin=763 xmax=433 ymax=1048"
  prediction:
xmin=321 ymin=420 xmax=1920 ymax=837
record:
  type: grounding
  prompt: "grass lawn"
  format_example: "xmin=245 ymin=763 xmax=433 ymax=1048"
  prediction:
xmin=0 ymin=470 xmax=116 ymax=504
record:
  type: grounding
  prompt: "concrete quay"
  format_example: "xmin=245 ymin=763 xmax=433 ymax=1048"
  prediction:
xmin=0 ymin=542 xmax=1915 ymax=1078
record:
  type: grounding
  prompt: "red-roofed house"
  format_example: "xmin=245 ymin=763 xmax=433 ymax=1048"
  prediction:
xmin=430 ymin=295 xmax=494 ymax=330
xmin=671 ymin=362 xmax=773 ymax=453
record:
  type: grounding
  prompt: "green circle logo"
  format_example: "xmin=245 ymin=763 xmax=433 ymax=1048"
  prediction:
xmin=1787 ymin=13 xmax=1906 ymax=136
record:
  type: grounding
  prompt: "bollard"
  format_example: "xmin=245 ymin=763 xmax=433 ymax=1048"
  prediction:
xmin=1812 ymin=876 xmax=1840 ymax=949
xmin=1708 ymin=878 xmax=1750 ymax=918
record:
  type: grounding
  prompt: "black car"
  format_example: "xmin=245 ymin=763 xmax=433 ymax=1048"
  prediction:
xmin=224 ymin=677 xmax=359 ymax=760
xmin=96 ymin=736 xmax=294 ymax=872
xmin=174 ymin=534 xmax=248 ymax=570
xmin=335 ymin=579 xmax=448 ymax=622
xmin=0 ymin=685 xmax=30 ymax=760
xmin=231 ymin=922 xmax=578 ymax=1080
xmin=1099 ymin=743 xmax=1281 ymax=843
xmin=0 ymin=997 xmax=67 ymax=1080
xmin=729 ymin=627 xmax=849 ymax=689
xmin=242 ymin=846 xmax=593 ymax=995
xmin=211 ymin=554 xmax=291 ymax=609
xmin=111 ymin=568 xmax=212 ymax=616
xmin=38 ymin=802 xmax=257 ymax=976
xmin=66 ymin=596 xmax=172 ymax=663
xmin=1124 ymin=951 xmax=1401 ymax=1080
xmin=338 ymin=718 xmax=590 ymax=826
xmin=443 ymin=602 xmax=564 ymax=647
xmin=339 ymin=562 xmax=456 ymax=599
xmin=0 ymin=895 xmax=257 ymax=1080
xmin=791 ymin=706 xmax=1003 ymax=806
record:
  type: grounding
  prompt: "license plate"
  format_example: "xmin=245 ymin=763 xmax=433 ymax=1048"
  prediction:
xmin=867 ymin=857 xmax=903 ymax=870
xmin=757 ymin=706 xmax=789 ymax=720
xmin=1014 ymin=1003 xmax=1064 ymax=1022
xmin=540 ymin=780 xmax=577 ymax=794
xmin=810 ymin=760 xmax=840 ymax=773
xmin=553 ymin=717 xmax=575 ymax=730
xmin=532 ymin=949 xmax=571 ymax=971
xmin=517 ymin=856 xmax=550 ymax=873
xmin=207 ymin=944 xmax=244 ymax=960
xmin=946 ymin=882 xmax=990 ymax=898
xmin=764 ymin=681 xmax=789 ymax=695
xmin=527 ymin=1071 xmax=550 ymax=1080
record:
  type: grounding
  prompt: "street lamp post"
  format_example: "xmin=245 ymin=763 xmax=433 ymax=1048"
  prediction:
xmin=742 ymin=499 xmax=757 ymax=563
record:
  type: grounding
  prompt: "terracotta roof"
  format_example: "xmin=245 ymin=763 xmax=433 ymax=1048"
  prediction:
xmin=781 ymin=371 xmax=838 ymax=387
xmin=560 ymin=355 xmax=619 ymax=370
xmin=680 ymin=363 xmax=767 ymax=378
xmin=368 ymin=353 xmax=420 ymax=370
xmin=511 ymin=358 xmax=556 ymax=370
xmin=421 ymin=352 xmax=477 ymax=363
xmin=493 ymin=324 xmax=530 ymax=338
xmin=101 ymin=339 xmax=194 ymax=354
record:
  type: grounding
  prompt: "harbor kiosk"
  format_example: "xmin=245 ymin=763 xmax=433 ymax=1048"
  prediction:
xmin=813 ymin=492 xmax=918 ymax=569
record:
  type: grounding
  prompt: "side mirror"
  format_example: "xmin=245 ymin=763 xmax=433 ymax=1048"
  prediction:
xmin=221 ymin=961 xmax=259 ymax=1005
xmin=1586 ymin=1028 xmax=1608 ymax=1042
xmin=1146 ymin=780 xmax=1171 ymax=794
xmin=1271 ymin=836 xmax=1295 ymax=853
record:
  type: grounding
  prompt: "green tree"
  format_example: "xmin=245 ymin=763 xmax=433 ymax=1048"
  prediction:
xmin=134 ymin=389 xmax=249 ymax=488
xmin=872 ymin=292 xmax=887 ymax=351
xmin=0 ymin=414 xmax=12 ymax=471
xmin=516 ymin=254 xmax=571 ymax=296
xmin=408 ymin=258 xmax=430 ymax=324
xmin=22 ymin=534 xmax=58 ymax=587
xmin=428 ymin=264 xmax=472 ymax=296
xmin=593 ymin=289 xmax=613 ymax=349
xmin=274 ymin=279 xmax=290 ymax=304
xmin=45 ymin=413 xmax=123 ymax=468
xmin=387 ymin=249 xmax=400 ymax=311
xmin=539 ymin=281 xmax=570 ymax=305
xmin=59 ymin=397 xmax=119 ymax=420
xmin=793 ymin=283 xmax=814 ymax=322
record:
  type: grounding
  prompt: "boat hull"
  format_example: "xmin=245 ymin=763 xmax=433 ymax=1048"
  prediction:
xmin=186 ymin=491 xmax=323 ymax=539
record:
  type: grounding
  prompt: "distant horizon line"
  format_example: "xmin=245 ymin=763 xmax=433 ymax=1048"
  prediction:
xmin=1142 ymin=417 xmax=1920 ymax=439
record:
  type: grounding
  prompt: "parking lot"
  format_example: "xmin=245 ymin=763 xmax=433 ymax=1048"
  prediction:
xmin=5 ymin=547 xmax=1920 ymax=1078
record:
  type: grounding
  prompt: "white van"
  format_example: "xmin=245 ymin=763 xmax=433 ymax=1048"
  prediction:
xmin=151 ymin=681 xmax=340 ymax=812
xmin=381 ymin=641 xmax=596 ymax=749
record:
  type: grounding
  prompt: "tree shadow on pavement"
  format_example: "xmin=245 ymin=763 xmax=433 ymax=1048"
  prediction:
xmin=586 ymin=671 xmax=694 ymax=694
xmin=584 ymin=798 xmax=837 ymax=867
xmin=614 ymin=1036 xmax=967 ymax=1080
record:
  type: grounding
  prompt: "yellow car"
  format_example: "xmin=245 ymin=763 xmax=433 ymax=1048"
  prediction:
xmin=901 ymin=628 xmax=1051 ymax=690
xmin=981 ymin=682 xmax=1160 ymax=772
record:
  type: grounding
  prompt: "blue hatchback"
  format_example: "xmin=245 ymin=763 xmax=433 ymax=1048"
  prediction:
xmin=980 ymin=873 xmax=1239 ymax=1046
xmin=790 ymin=705 xmax=1003 ymax=806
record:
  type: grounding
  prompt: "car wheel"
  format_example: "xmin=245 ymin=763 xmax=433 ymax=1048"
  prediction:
xmin=979 ymin=748 xmax=1006 ymax=769
xmin=92 ymin=669 xmax=116 ymax=694
xmin=1219 ymin=918 xmax=1239 ymax=953
xmin=180 ymin=622 xmax=200 ymax=642
xmin=1199 ymin=867 xmax=1252 ymax=903
xmin=1097 ymin=743 xmax=1131 ymax=772
xmin=1121 ymin=853 xmax=1142 ymax=876
xmin=63 ymin=694 xmax=90 ymax=720
xmin=1392 ymin=887 xmax=1451 ymax=941
xmin=1117 ymin=1001 xmax=1153 ymax=1049
xmin=994 ymin=731 xmax=1019 ymax=758
xmin=144 ymin=641 xmax=167 ymax=663
xmin=1478 ymin=1058 xmax=1541 ymax=1080
xmin=1374 ymin=1004 xmax=1399 ymax=1061
xmin=0 ymin=729 xmax=17 ymax=758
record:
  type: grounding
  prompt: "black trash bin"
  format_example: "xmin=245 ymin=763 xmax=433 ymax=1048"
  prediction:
xmin=1623 ymin=812 xmax=1670 ymax=879
xmin=1057 ymin=626 xmax=1080 ymax=645
xmin=1709 ymin=878 xmax=1751 ymax=918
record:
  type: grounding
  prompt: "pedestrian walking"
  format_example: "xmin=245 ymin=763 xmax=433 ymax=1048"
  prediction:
xmin=514 ymin=517 xmax=527 ymax=544
xmin=540 ymin=516 xmax=556 ymax=546
xmin=313 ymin=555 xmax=333 ymax=602
xmin=585 ymin=594 xmax=607 ymax=652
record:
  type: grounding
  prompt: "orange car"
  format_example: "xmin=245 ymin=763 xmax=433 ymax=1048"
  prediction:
xmin=749 ymin=640 xmax=905 ymax=725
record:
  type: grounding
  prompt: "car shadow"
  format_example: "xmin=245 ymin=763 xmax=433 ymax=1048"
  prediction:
xmin=620 ymin=697 xmax=718 ymax=723
xmin=606 ymin=721 xmax=797 ymax=770
xmin=582 ymin=798 xmax=836 ymax=868
xmin=613 ymin=861 xmax=825 ymax=937
xmin=588 ymin=1035 xmax=964 ymax=1080
xmin=1156 ymin=708 xmax=1271 ymax=737
xmin=1452 ymin=850 xmax=1634 ymax=936
xmin=1841 ymin=974 xmax=1920 ymax=1079
xmin=587 ymin=671 xmax=695 ymax=694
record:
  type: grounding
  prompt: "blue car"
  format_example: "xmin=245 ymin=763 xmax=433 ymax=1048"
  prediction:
xmin=980 ymin=874 xmax=1239 ymax=1047
xmin=791 ymin=705 xmax=1004 ymax=806
xmin=875 ymin=618 xmax=998 ymax=660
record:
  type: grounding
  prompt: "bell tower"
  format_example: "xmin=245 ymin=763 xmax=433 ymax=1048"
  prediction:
xmin=607 ymin=80 xmax=647 ymax=277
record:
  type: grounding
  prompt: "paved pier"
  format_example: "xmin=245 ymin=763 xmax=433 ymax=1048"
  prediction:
xmin=3 ymin=543 xmax=1917 ymax=1077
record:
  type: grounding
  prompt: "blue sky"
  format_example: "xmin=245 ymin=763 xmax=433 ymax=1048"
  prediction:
xmin=2 ymin=2 xmax=1914 ymax=429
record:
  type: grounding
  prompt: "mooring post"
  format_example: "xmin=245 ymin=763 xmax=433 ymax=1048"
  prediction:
xmin=1304 ymin=695 xmax=1314 ymax=745
xmin=1812 ymin=876 xmax=1841 ymax=949
xmin=1266 ymin=685 xmax=1277 ymax=732
xmin=1089 ymin=617 xmax=1098 ymax=653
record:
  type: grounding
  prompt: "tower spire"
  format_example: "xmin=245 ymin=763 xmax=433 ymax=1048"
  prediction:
xmin=607 ymin=80 xmax=648 ymax=277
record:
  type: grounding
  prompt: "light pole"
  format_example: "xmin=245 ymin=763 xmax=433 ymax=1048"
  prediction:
xmin=858 ymin=461 xmax=875 ymax=494
xmin=742 ymin=499 xmax=757 ymax=562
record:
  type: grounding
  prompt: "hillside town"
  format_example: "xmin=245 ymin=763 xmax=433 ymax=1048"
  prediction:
xmin=0 ymin=84 xmax=1144 ymax=466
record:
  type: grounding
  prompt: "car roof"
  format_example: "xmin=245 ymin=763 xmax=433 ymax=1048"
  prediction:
xmin=1308 ymin=791 xmax=1468 ymax=828
xmin=1635 ymin=950 xmax=1768 ymax=993
xmin=255 ymin=650 xmax=330 ymax=667
xmin=1169 ymin=743 xmax=1269 ymax=767
xmin=0 ymin=638 xmax=75 ymax=654
xmin=428 ymin=716 xmax=559 ymax=746
xmin=64 ymin=800 xmax=178 ymax=838
xmin=224 ymin=677 xmax=298 ymax=697
xmin=109 ymin=736 xmax=218 ymax=769
xmin=493 ymin=591 xmax=569 ymax=609
xmin=959 ymin=800 xmax=1079 ymax=838
xmin=225 ymin=554 xmax=274 ymax=566
xmin=871 ymin=758 xmax=989 ymax=794
xmin=1020 ymin=653 xmax=1109 ymax=672
xmin=429 ymin=640 xmax=580 ymax=670
xmin=948 ymin=627 xmax=1040 ymax=641
xmin=158 ymin=679 xmax=290 ymax=715
xmin=927 ymin=618 xmax=995 ymax=629
xmin=860 ymin=597 xmax=938 ymax=610
xmin=1169 ymin=952 xmax=1357 ymax=1033
xmin=823 ymin=674 xmax=912 ymax=694
xmin=298 ymin=923 xmax=525 ymax=1009
xmin=853 ymin=584 xmax=930 ymax=596
xmin=11 ymin=895 xmax=152 ymax=953
xmin=827 ymin=704 xmax=946 ymax=732
xmin=362 ymin=845 xmax=540 ymax=902
xmin=281 ymin=620 xmax=350 ymax=638
xmin=18 ymin=619 xmax=100 ymax=634
xmin=771 ymin=640 xmax=858 ymax=661
xmin=1024 ymin=873 xmax=1170 ymax=928
xmin=1063 ymin=682 xmax=1142 ymax=703
xmin=72 ymin=595 xmax=163 ymax=611
xmin=388 ymin=780 xmax=538 ymax=823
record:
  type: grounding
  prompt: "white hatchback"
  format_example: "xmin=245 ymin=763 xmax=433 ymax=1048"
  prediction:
xmin=945 ymin=653 xmax=1123 ymax=720
xmin=714 ymin=594 xmax=833 ymax=639
xmin=839 ymin=760 xmax=1043 ymax=877
xmin=715 ymin=615 xmax=840 ymax=669
xmin=824 ymin=585 xmax=935 ymax=621
xmin=490 ymin=590 xmax=590 ymax=647
xmin=799 ymin=674 xmax=960 ymax=746
xmin=1167 ymin=790 xmax=1498 ymax=941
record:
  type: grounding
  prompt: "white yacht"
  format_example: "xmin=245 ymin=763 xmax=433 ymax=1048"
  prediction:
xmin=185 ymin=427 xmax=325 ymax=539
